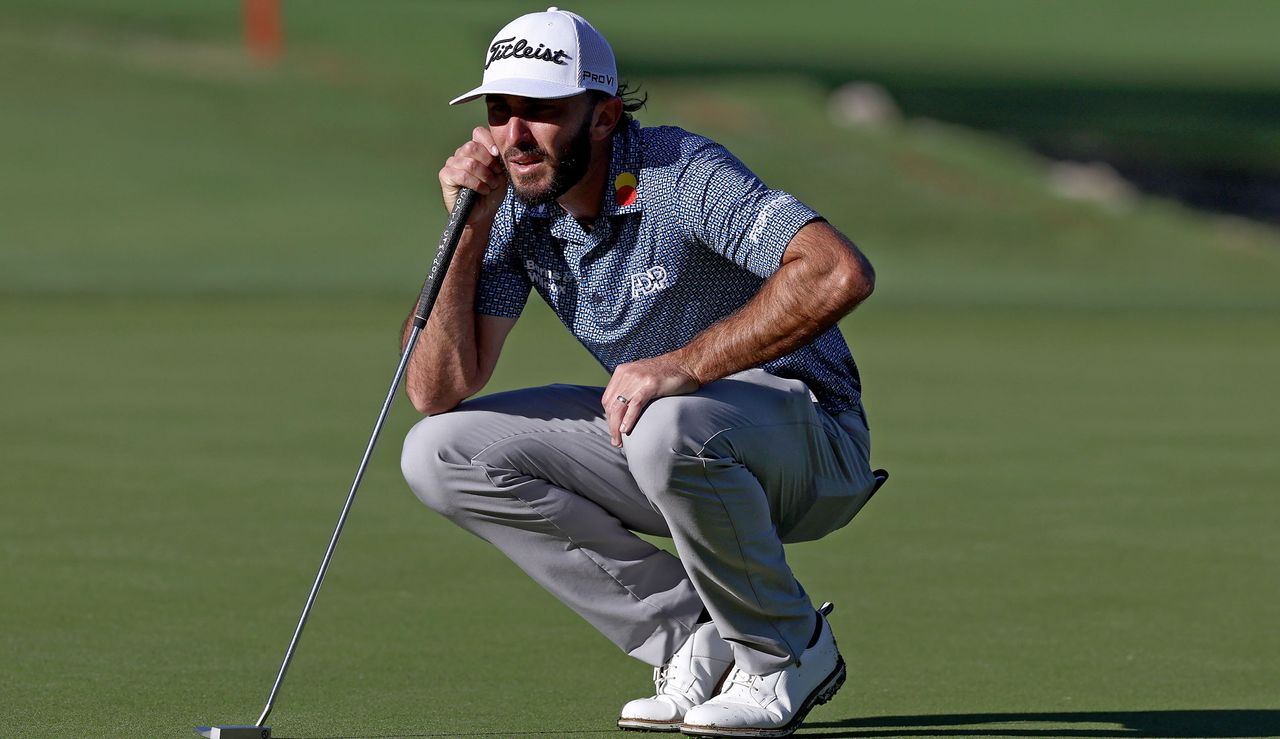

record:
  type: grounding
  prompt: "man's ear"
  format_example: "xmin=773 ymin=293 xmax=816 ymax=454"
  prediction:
xmin=592 ymin=96 xmax=624 ymax=141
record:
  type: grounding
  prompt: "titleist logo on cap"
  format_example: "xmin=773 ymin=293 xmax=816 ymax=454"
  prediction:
xmin=485 ymin=37 xmax=572 ymax=70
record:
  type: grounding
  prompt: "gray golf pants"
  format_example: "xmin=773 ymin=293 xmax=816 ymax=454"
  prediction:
xmin=400 ymin=368 xmax=876 ymax=674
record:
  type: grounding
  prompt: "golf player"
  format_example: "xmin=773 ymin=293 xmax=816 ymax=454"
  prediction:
xmin=400 ymin=8 xmax=880 ymax=737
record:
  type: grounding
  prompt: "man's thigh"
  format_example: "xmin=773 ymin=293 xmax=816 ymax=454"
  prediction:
xmin=627 ymin=369 xmax=875 ymax=542
xmin=405 ymin=383 xmax=671 ymax=536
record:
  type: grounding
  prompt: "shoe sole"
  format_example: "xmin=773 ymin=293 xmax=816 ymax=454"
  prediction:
xmin=618 ymin=718 xmax=683 ymax=732
xmin=677 ymin=655 xmax=846 ymax=738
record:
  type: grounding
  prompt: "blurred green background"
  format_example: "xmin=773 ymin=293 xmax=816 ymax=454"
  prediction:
xmin=2 ymin=2 xmax=1278 ymax=737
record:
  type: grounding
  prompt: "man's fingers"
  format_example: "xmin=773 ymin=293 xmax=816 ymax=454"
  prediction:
xmin=440 ymin=136 xmax=506 ymax=206
xmin=607 ymin=394 xmax=626 ymax=447
xmin=472 ymin=126 xmax=500 ymax=158
xmin=460 ymin=139 xmax=502 ymax=170
xmin=619 ymin=396 xmax=646 ymax=436
xmin=444 ymin=158 xmax=503 ymax=194
xmin=603 ymin=380 xmax=640 ymax=448
xmin=604 ymin=390 xmax=650 ymax=447
xmin=600 ymin=372 xmax=623 ymax=409
xmin=440 ymin=166 xmax=484 ymax=195
xmin=455 ymin=141 xmax=505 ymax=180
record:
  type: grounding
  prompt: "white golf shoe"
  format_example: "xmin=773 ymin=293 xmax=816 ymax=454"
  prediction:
xmin=679 ymin=607 xmax=845 ymax=738
xmin=618 ymin=621 xmax=735 ymax=732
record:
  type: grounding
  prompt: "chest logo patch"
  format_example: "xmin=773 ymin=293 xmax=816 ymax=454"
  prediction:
xmin=525 ymin=259 xmax=569 ymax=298
xmin=630 ymin=265 xmax=669 ymax=298
xmin=614 ymin=172 xmax=638 ymax=207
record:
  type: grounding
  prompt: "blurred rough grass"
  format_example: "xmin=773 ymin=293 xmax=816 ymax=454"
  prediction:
xmin=4 ymin=3 xmax=1280 ymax=301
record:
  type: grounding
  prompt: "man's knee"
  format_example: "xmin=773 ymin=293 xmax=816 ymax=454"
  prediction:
xmin=624 ymin=395 xmax=707 ymax=500
xmin=624 ymin=376 xmax=815 ymax=502
xmin=401 ymin=413 xmax=472 ymax=519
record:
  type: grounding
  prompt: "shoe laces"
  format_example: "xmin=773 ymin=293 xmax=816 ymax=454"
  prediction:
xmin=652 ymin=664 xmax=670 ymax=695
xmin=723 ymin=667 xmax=762 ymax=697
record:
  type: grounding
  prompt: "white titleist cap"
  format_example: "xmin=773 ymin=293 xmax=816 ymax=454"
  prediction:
xmin=449 ymin=7 xmax=617 ymax=105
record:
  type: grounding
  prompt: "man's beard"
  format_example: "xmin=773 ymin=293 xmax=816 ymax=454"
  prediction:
xmin=503 ymin=113 xmax=594 ymax=207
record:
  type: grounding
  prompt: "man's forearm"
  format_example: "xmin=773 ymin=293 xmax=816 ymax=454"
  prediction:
xmin=670 ymin=222 xmax=874 ymax=384
xmin=401 ymin=223 xmax=492 ymax=414
xmin=600 ymin=222 xmax=873 ymax=446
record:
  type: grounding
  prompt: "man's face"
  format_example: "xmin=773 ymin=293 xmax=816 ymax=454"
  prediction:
xmin=485 ymin=94 xmax=596 ymax=206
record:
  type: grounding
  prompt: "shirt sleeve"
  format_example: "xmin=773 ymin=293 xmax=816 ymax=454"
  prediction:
xmin=474 ymin=195 xmax=532 ymax=319
xmin=676 ymin=139 xmax=821 ymax=278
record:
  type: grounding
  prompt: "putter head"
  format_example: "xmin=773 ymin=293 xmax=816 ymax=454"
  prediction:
xmin=195 ymin=726 xmax=271 ymax=739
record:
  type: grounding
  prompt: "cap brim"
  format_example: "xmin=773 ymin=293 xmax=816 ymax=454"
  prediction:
xmin=449 ymin=78 xmax=589 ymax=106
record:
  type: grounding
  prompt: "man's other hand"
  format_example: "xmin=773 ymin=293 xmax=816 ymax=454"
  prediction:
xmin=602 ymin=356 xmax=701 ymax=448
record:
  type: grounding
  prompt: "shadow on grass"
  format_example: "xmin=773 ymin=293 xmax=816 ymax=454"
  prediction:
xmin=271 ymin=711 xmax=1280 ymax=738
xmin=802 ymin=710 xmax=1280 ymax=737
xmin=278 ymin=730 xmax=618 ymax=738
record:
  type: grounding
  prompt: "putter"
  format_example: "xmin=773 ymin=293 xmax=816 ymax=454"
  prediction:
xmin=197 ymin=189 xmax=477 ymax=739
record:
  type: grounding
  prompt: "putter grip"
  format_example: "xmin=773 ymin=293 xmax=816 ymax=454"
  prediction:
xmin=412 ymin=187 xmax=477 ymax=329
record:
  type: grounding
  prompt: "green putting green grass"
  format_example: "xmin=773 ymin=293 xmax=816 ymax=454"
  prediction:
xmin=2 ymin=3 xmax=1279 ymax=737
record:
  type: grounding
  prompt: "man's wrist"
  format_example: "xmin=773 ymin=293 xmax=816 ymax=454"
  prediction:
xmin=458 ymin=222 xmax=493 ymax=255
xmin=668 ymin=346 xmax=709 ymax=387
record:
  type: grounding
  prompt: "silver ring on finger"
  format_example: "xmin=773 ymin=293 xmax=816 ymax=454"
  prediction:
xmin=616 ymin=395 xmax=629 ymax=405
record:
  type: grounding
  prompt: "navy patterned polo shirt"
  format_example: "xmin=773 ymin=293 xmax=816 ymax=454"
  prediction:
xmin=476 ymin=118 xmax=863 ymax=416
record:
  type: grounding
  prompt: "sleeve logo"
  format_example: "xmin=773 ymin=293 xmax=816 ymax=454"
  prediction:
xmin=747 ymin=194 xmax=796 ymax=243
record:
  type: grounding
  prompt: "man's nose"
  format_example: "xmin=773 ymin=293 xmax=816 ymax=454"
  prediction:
xmin=505 ymin=116 xmax=534 ymax=144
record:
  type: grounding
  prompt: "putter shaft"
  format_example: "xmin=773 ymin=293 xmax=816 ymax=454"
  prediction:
xmin=254 ymin=189 xmax=476 ymax=728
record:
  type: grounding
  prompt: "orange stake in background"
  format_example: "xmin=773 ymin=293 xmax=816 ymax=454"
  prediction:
xmin=244 ymin=0 xmax=283 ymax=64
